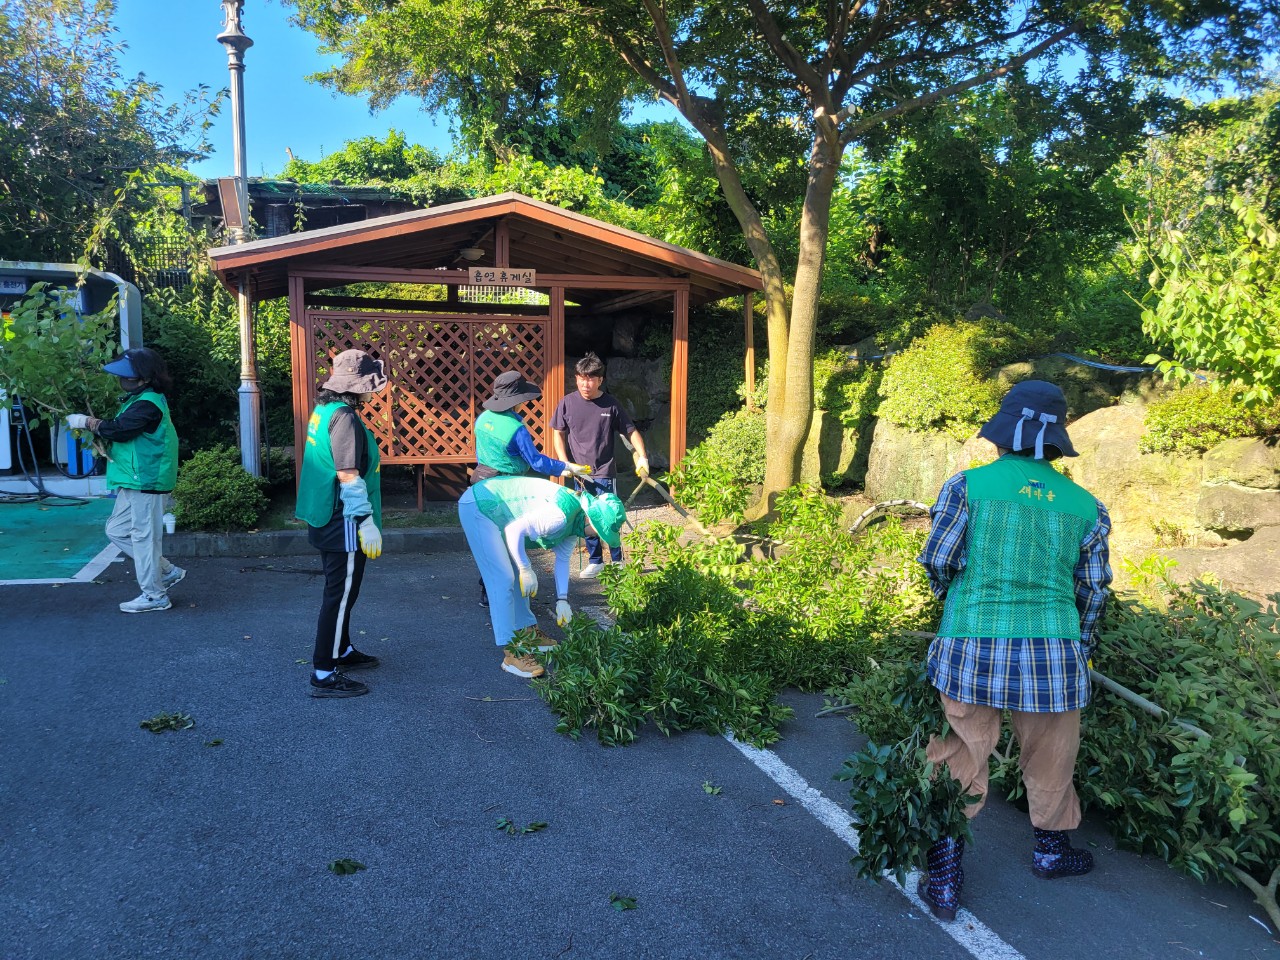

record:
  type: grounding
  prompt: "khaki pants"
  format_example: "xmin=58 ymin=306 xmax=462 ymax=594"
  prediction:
xmin=926 ymin=693 xmax=1082 ymax=831
xmin=105 ymin=488 xmax=174 ymax=599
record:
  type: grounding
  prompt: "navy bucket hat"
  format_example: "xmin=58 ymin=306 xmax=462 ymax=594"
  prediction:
xmin=978 ymin=380 xmax=1078 ymax=459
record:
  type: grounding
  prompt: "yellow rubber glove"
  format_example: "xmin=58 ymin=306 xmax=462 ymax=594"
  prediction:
xmin=357 ymin=518 xmax=383 ymax=559
xmin=517 ymin=565 xmax=538 ymax=598
xmin=555 ymin=599 xmax=573 ymax=626
xmin=634 ymin=456 xmax=649 ymax=480
xmin=561 ymin=462 xmax=593 ymax=479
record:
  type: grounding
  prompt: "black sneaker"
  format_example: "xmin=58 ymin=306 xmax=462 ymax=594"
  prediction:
xmin=310 ymin=672 xmax=369 ymax=698
xmin=478 ymin=577 xmax=489 ymax=608
xmin=335 ymin=649 xmax=380 ymax=670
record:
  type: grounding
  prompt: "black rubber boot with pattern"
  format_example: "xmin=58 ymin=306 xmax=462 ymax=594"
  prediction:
xmin=917 ymin=837 xmax=965 ymax=921
xmin=1032 ymin=828 xmax=1094 ymax=879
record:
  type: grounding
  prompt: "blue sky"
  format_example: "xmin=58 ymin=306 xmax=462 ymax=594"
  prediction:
xmin=113 ymin=1 xmax=456 ymax=180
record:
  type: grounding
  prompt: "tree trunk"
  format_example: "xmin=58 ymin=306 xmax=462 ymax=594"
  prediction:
xmin=750 ymin=133 xmax=843 ymax=517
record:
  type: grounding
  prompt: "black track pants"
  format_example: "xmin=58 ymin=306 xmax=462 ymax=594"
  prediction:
xmin=313 ymin=549 xmax=367 ymax=670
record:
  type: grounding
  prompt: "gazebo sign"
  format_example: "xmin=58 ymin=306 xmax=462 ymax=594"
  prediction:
xmin=469 ymin=267 xmax=536 ymax=286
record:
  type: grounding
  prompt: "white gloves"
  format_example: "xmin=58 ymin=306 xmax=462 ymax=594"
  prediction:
xmin=66 ymin=414 xmax=90 ymax=430
xmin=634 ymin=455 xmax=649 ymax=480
xmin=555 ymin=599 xmax=573 ymax=626
xmin=517 ymin=565 xmax=539 ymax=598
xmin=561 ymin=462 xmax=592 ymax=479
xmin=357 ymin=517 xmax=383 ymax=559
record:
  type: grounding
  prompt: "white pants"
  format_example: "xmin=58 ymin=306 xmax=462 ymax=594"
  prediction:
xmin=458 ymin=490 xmax=536 ymax=646
xmin=105 ymin=488 xmax=174 ymax=599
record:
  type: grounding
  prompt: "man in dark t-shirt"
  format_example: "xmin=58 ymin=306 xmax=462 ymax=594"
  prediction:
xmin=551 ymin=353 xmax=649 ymax=578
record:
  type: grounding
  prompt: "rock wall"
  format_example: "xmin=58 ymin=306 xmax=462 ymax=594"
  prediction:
xmin=861 ymin=384 xmax=1280 ymax=599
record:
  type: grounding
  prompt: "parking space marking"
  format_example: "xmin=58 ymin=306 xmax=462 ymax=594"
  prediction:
xmin=725 ymin=732 xmax=1026 ymax=960
xmin=0 ymin=544 xmax=119 ymax=587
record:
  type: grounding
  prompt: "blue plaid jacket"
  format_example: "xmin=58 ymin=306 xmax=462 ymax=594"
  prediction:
xmin=918 ymin=472 xmax=1112 ymax=712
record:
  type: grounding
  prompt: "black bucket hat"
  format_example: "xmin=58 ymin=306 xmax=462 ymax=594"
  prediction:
xmin=323 ymin=349 xmax=388 ymax=394
xmin=978 ymin=380 xmax=1078 ymax=458
xmin=483 ymin=371 xmax=542 ymax=411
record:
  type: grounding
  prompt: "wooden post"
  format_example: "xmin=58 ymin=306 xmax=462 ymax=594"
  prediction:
xmin=287 ymin=272 xmax=308 ymax=492
xmin=744 ymin=291 xmax=756 ymax=410
xmin=671 ymin=287 xmax=689 ymax=468
xmin=549 ymin=286 xmax=566 ymax=445
xmin=495 ymin=218 xmax=510 ymax=267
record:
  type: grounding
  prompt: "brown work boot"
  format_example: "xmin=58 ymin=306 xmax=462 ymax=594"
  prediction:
xmin=502 ymin=649 xmax=545 ymax=679
xmin=530 ymin=627 xmax=559 ymax=651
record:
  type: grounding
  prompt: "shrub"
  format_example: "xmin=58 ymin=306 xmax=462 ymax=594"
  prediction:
xmin=172 ymin=445 xmax=269 ymax=531
xmin=876 ymin=320 xmax=1031 ymax=440
xmin=535 ymin=486 xmax=933 ymax=747
xmin=1140 ymin=385 xmax=1280 ymax=454
xmin=667 ymin=407 xmax=766 ymax=524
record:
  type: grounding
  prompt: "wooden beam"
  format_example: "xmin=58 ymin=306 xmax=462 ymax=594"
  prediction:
xmin=305 ymin=294 xmax=549 ymax=316
xmin=744 ymin=291 xmax=756 ymax=410
xmin=295 ymin=266 xmax=469 ymax=285
xmin=671 ymin=287 xmax=689 ymax=469
xmin=592 ymin=289 xmax=669 ymax=314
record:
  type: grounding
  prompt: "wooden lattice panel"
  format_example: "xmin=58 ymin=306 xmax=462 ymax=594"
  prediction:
xmin=305 ymin=311 xmax=548 ymax=464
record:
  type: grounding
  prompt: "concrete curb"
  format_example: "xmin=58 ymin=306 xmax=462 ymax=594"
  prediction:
xmin=165 ymin=526 xmax=469 ymax=558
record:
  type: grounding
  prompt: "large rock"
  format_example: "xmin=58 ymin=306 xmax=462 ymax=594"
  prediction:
xmin=1066 ymin=405 xmax=1203 ymax=553
xmin=800 ymin=408 xmax=870 ymax=487
xmin=1164 ymin=527 xmax=1280 ymax=601
xmin=862 ymin=419 xmax=988 ymax=502
xmin=1202 ymin=437 xmax=1280 ymax=489
xmin=1196 ymin=484 xmax=1280 ymax=535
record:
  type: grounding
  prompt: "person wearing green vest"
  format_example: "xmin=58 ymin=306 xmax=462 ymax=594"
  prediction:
xmin=458 ymin=475 xmax=625 ymax=678
xmin=296 ymin=349 xmax=388 ymax=699
xmin=67 ymin=348 xmax=183 ymax=614
xmin=470 ymin=371 xmax=591 ymax=607
xmin=915 ymin=380 xmax=1113 ymax=922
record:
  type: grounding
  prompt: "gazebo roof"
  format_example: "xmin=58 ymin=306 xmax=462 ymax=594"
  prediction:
xmin=207 ymin=191 xmax=762 ymax=308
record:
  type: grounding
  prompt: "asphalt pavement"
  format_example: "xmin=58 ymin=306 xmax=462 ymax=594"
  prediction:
xmin=2 ymin=540 xmax=1276 ymax=960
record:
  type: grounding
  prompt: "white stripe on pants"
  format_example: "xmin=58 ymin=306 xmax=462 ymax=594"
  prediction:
xmin=458 ymin=490 xmax=537 ymax=646
xmin=105 ymin=488 xmax=173 ymax=599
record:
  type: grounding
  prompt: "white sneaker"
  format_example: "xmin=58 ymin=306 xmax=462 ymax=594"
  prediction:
xmin=579 ymin=562 xmax=605 ymax=580
xmin=120 ymin=594 xmax=172 ymax=614
xmin=162 ymin=566 xmax=186 ymax=588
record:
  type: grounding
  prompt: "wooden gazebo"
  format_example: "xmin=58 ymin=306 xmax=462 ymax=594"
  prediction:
xmin=207 ymin=192 xmax=763 ymax=499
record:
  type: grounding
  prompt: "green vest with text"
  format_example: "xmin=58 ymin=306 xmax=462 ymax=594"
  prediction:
xmin=104 ymin=389 xmax=178 ymax=493
xmin=938 ymin=455 xmax=1097 ymax=640
xmin=475 ymin=410 xmax=532 ymax=477
xmin=473 ymin=476 xmax=584 ymax=549
xmin=295 ymin=402 xmax=382 ymax=528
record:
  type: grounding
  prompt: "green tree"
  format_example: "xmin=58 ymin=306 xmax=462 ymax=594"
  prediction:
xmin=0 ymin=0 xmax=216 ymax=264
xmin=285 ymin=0 xmax=1278 ymax=512
xmin=1126 ymin=88 xmax=1280 ymax=404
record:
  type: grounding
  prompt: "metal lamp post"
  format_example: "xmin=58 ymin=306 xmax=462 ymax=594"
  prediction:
xmin=218 ymin=0 xmax=261 ymax=476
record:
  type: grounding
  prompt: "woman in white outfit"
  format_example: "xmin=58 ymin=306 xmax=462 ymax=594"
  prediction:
xmin=458 ymin=475 xmax=625 ymax=678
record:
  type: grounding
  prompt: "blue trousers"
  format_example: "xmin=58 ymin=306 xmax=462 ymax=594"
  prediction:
xmin=458 ymin=489 xmax=537 ymax=646
xmin=576 ymin=476 xmax=622 ymax=563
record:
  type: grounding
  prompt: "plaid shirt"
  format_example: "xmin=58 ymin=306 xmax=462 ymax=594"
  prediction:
xmin=918 ymin=472 xmax=1112 ymax=712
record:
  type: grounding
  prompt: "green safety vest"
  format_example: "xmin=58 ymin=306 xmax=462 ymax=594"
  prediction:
xmin=938 ymin=455 xmax=1097 ymax=640
xmin=104 ymin=389 xmax=178 ymax=493
xmin=295 ymin=401 xmax=382 ymax=528
xmin=472 ymin=476 xmax=584 ymax=549
xmin=475 ymin=410 xmax=532 ymax=476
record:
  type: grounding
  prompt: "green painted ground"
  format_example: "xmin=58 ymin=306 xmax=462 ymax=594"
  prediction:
xmin=0 ymin=496 xmax=115 ymax=581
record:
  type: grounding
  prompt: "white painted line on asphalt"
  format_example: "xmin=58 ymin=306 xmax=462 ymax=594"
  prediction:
xmin=72 ymin=544 xmax=120 ymax=582
xmin=0 ymin=544 xmax=119 ymax=587
xmin=724 ymin=732 xmax=1027 ymax=960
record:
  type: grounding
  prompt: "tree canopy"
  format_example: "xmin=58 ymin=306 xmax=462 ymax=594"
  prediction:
xmin=286 ymin=0 xmax=1280 ymax=508
xmin=0 ymin=0 xmax=216 ymax=264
